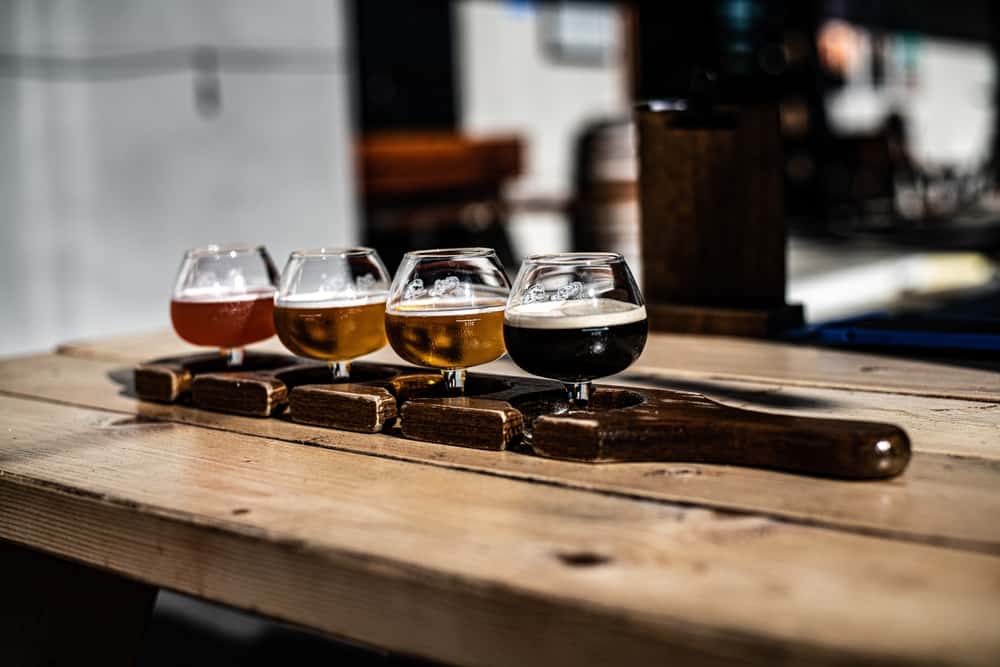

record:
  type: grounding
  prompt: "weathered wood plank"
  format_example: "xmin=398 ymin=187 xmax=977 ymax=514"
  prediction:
xmin=56 ymin=329 xmax=1000 ymax=402
xmin=597 ymin=372 xmax=1000 ymax=462
xmin=56 ymin=329 xmax=284 ymax=362
xmin=1 ymin=353 xmax=998 ymax=552
xmin=635 ymin=334 xmax=1000 ymax=403
xmin=2 ymin=395 xmax=999 ymax=666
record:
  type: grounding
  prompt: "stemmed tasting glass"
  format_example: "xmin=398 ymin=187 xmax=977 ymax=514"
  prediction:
xmin=385 ymin=248 xmax=510 ymax=392
xmin=503 ymin=252 xmax=647 ymax=407
xmin=273 ymin=247 xmax=391 ymax=380
xmin=170 ymin=243 xmax=279 ymax=366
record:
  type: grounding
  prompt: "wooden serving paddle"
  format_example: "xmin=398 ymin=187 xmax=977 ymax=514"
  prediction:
xmin=529 ymin=387 xmax=910 ymax=480
xmin=134 ymin=355 xmax=910 ymax=479
xmin=134 ymin=352 xmax=296 ymax=403
xmin=195 ymin=362 xmax=400 ymax=419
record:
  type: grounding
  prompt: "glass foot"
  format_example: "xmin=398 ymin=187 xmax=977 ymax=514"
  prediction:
xmin=565 ymin=381 xmax=593 ymax=408
xmin=442 ymin=368 xmax=466 ymax=392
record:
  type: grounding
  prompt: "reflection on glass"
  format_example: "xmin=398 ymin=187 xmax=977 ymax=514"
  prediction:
xmin=385 ymin=248 xmax=510 ymax=392
xmin=170 ymin=243 xmax=278 ymax=366
xmin=273 ymin=247 xmax=390 ymax=380
xmin=504 ymin=252 xmax=647 ymax=407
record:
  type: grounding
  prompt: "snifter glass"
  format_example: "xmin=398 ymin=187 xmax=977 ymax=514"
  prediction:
xmin=170 ymin=243 xmax=279 ymax=366
xmin=273 ymin=247 xmax=391 ymax=380
xmin=385 ymin=247 xmax=511 ymax=392
xmin=503 ymin=252 xmax=647 ymax=407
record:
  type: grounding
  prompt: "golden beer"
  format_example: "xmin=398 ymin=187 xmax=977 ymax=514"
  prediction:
xmin=384 ymin=303 xmax=506 ymax=369
xmin=274 ymin=298 xmax=387 ymax=361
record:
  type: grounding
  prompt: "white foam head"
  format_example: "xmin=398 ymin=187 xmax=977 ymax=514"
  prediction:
xmin=173 ymin=286 xmax=275 ymax=303
xmin=505 ymin=298 xmax=646 ymax=329
xmin=386 ymin=297 xmax=506 ymax=316
xmin=276 ymin=292 xmax=387 ymax=308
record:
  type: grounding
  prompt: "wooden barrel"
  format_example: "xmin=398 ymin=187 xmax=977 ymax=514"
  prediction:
xmin=571 ymin=119 xmax=642 ymax=284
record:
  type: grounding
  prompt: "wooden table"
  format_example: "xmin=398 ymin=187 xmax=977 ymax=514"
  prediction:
xmin=2 ymin=331 xmax=999 ymax=666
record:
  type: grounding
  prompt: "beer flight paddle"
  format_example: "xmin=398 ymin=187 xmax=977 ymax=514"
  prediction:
xmin=135 ymin=244 xmax=911 ymax=480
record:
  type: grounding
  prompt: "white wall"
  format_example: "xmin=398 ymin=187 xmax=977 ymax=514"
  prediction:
xmin=0 ymin=0 xmax=357 ymax=355
xmin=457 ymin=1 xmax=627 ymax=257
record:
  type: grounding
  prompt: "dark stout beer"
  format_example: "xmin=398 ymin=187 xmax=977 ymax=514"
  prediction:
xmin=170 ymin=288 xmax=276 ymax=348
xmin=503 ymin=299 xmax=647 ymax=382
xmin=385 ymin=302 xmax=506 ymax=369
xmin=274 ymin=296 xmax=387 ymax=361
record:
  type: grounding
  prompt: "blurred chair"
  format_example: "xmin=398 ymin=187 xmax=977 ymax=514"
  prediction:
xmin=358 ymin=132 xmax=522 ymax=270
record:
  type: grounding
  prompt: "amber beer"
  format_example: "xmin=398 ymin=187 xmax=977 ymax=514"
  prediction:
xmin=385 ymin=302 xmax=506 ymax=369
xmin=273 ymin=296 xmax=387 ymax=360
xmin=170 ymin=288 xmax=276 ymax=348
xmin=503 ymin=299 xmax=648 ymax=382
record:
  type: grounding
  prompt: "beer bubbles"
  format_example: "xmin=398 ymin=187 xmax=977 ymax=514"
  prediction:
xmin=170 ymin=243 xmax=279 ymax=366
xmin=503 ymin=253 xmax=647 ymax=407
xmin=385 ymin=248 xmax=511 ymax=392
xmin=273 ymin=247 xmax=391 ymax=380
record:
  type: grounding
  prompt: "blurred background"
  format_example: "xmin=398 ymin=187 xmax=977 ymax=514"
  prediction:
xmin=3 ymin=0 xmax=999 ymax=356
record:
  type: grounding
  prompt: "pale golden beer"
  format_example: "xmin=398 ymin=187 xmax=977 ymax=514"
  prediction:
xmin=274 ymin=297 xmax=387 ymax=361
xmin=385 ymin=302 xmax=506 ymax=369
xmin=385 ymin=248 xmax=511 ymax=391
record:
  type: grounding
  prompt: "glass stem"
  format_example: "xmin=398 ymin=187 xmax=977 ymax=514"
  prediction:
xmin=225 ymin=347 xmax=245 ymax=367
xmin=565 ymin=381 xmax=593 ymax=408
xmin=329 ymin=360 xmax=350 ymax=381
xmin=442 ymin=368 xmax=466 ymax=393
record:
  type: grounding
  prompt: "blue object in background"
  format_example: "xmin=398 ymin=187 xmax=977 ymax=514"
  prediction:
xmin=807 ymin=313 xmax=1000 ymax=352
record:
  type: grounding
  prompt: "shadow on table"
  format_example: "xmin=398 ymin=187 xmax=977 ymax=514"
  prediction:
xmin=108 ymin=366 xmax=139 ymax=399
xmin=140 ymin=591 xmax=433 ymax=667
xmin=620 ymin=372 xmax=836 ymax=410
xmin=108 ymin=360 xmax=837 ymax=412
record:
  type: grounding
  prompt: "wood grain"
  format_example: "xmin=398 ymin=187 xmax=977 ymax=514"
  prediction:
xmin=631 ymin=334 xmax=1000 ymax=403
xmin=2 ymin=394 xmax=1000 ymax=666
xmin=636 ymin=103 xmax=802 ymax=337
xmin=56 ymin=329 xmax=1000 ymax=403
xmin=192 ymin=372 xmax=288 ymax=417
xmin=1 ymin=353 xmax=998 ymax=552
xmin=290 ymin=384 xmax=397 ymax=433
xmin=402 ymin=397 xmax=524 ymax=450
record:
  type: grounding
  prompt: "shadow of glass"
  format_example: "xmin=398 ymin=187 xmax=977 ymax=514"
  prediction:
xmin=620 ymin=372 xmax=835 ymax=410
xmin=107 ymin=367 xmax=139 ymax=399
xmin=140 ymin=591 xmax=430 ymax=667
